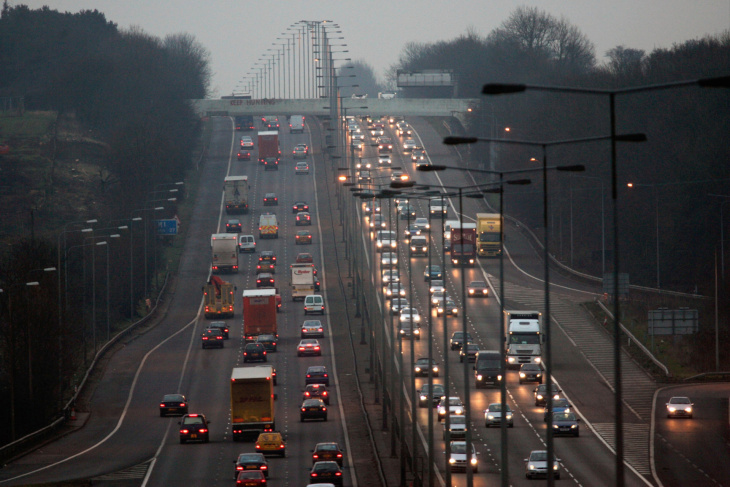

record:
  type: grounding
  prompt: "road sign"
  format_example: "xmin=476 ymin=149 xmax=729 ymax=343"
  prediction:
xmin=648 ymin=308 xmax=698 ymax=336
xmin=156 ymin=219 xmax=178 ymax=235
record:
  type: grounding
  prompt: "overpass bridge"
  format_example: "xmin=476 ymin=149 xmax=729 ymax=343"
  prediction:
xmin=189 ymin=98 xmax=478 ymax=118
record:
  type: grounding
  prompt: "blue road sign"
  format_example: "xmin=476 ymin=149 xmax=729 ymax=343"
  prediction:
xmin=157 ymin=219 xmax=178 ymax=235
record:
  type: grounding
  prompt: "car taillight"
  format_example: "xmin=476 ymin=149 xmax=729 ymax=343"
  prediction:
xmin=180 ymin=429 xmax=189 ymax=434
xmin=301 ymin=408 xmax=306 ymax=412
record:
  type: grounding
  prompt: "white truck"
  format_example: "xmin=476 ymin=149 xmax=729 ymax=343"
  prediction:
xmin=290 ymin=263 xmax=315 ymax=301
xmin=211 ymin=233 xmax=239 ymax=273
xmin=223 ymin=175 xmax=250 ymax=214
xmin=443 ymin=219 xmax=460 ymax=252
xmin=504 ymin=310 xmax=543 ymax=369
xmin=429 ymin=196 xmax=448 ymax=218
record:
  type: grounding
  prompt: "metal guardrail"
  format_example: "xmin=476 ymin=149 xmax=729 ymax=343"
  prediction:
xmin=683 ymin=371 xmax=730 ymax=381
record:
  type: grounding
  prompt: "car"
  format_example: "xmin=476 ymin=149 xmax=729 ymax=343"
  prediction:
xmin=381 ymin=268 xmax=400 ymax=284
xmin=443 ymin=414 xmax=467 ymax=440
xmin=233 ymin=452 xmax=268 ymax=479
xmin=303 ymin=383 xmax=330 ymax=405
xmin=525 ymin=450 xmax=561 ymax=479
xmin=296 ymin=211 xmax=312 ymax=226
xmin=296 ymin=162 xmax=310 ymax=174
xmin=355 ymin=159 xmax=372 ymax=170
xmin=375 ymin=230 xmax=397 ymax=252
xmin=226 ymin=219 xmax=242 ymax=233
xmin=159 ymin=393 xmax=188 ymax=417
xmin=409 ymin=235 xmax=428 ymax=256
xmin=256 ymin=334 xmax=277 ymax=352
xmin=351 ymin=139 xmax=364 ymax=151
xmin=178 ymin=413 xmax=210 ymax=444
xmin=301 ymin=398 xmax=328 ymax=422
xmin=243 ymin=342 xmax=267 ymax=363
xmin=293 ymin=143 xmax=309 ymax=159
xmin=418 ymin=383 xmax=446 ymax=408
xmin=552 ymin=412 xmax=580 ymax=436
xmin=402 ymin=138 xmax=418 ymax=151
xmin=396 ymin=121 xmax=412 ymax=136
xmin=235 ymin=470 xmax=266 ymax=486
xmin=411 ymin=148 xmax=426 ymax=162
xmin=399 ymin=307 xmax=421 ymax=324
xmin=301 ymin=319 xmax=325 ymax=338
xmin=293 ymin=201 xmax=310 ymax=213
xmin=391 ymin=171 xmax=410 ymax=184
xmin=298 ymin=339 xmax=322 ymax=357
xmin=384 ymin=282 xmax=406 ymax=298
xmin=484 ymin=402 xmax=514 ymax=428
xmin=666 ymin=396 xmax=693 ymax=418
xmin=207 ymin=321 xmax=230 ymax=339
xmin=448 ymin=441 xmax=479 ymax=473
xmin=309 ymin=461 xmax=343 ymax=487
xmin=378 ymin=154 xmax=392 ymax=165
xmin=429 ymin=280 xmax=444 ymax=295
xmin=357 ymin=169 xmax=372 ymax=182
xmin=390 ymin=297 xmax=410 ymax=315
xmin=240 ymin=136 xmax=254 ymax=148
xmin=467 ymin=280 xmax=489 ymax=297
xmin=438 ymin=396 xmax=464 ymax=422
xmin=296 ymin=230 xmax=313 ymax=245
xmin=450 ymin=331 xmax=473 ymax=350
xmin=519 ymin=363 xmax=544 ymax=384
xmin=256 ymin=273 xmax=275 ymax=288
xmin=201 ymin=328 xmax=225 ymax=348
xmin=431 ymin=290 xmax=447 ymax=308
xmin=377 ymin=136 xmax=393 ymax=153
xmin=237 ymin=149 xmax=251 ymax=161
xmin=381 ymin=252 xmax=398 ymax=267
xmin=534 ymin=384 xmax=562 ymax=406
xmin=369 ymin=214 xmax=386 ymax=229
xmin=312 ymin=442 xmax=344 ymax=467
xmin=404 ymin=223 xmax=421 ymax=240
xmin=414 ymin=357 xmax=439 ymax=377
xmin=459 ymin=344 xmax=480 ymax=363
xmin=424 ymin=265 xmax=442 ymax=281
xmin=305 ymin=365 xmax=330 ymax=385
xmin=296 ymin=252 xmax=314 ymax=263
xmin=263 ymin=193 xmax=278 ymax=206
xmin=304 ymin=294 xmax=325 ymax=314
xmin=352 ymin=132 xmax=365 ymax=141
xmin=256 ymin=261 xmax=275 ymax=274
xmin=238 ymin=235 xmax=256 ymax=253
xmin=437 ymin=297 xmax=459 ymax=317
xmin=363 ymin=200 xmax=379 ymax=215
xmin=413 ymin=217 xmax=430 ymax=232
xmin=255 ymin=431 xmax=286 ymax=457
xmin=258 ymin=250 xmax=277 ymax=271
xmin=370 ymin=126 xmax=384 ymax=137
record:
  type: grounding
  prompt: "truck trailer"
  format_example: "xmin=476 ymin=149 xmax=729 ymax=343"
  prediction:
xmin=290 ymin=263 xmax=316 ymax=301
xmin=223 ymin=176 xmax=250 ymax=214
xmin=504 ymin=310 xmax=543 ymax=369
xmin=258 ymin=131 xmax=280 ymax=170
xmin=230 ymin=367 xmax=275 ymax=441
xmin=211 ymin=233 xmax=239 ymax=273
xmin=242 ymin=288 xmax=278 ymax=342
xmin=476 ymin=213 xmax=502 ymax=257
xmin=451 ymin=223 xmax=477 ymax=266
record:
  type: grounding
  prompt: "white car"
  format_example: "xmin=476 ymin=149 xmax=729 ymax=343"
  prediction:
xmin=429 ymin=280 xmax=445 ymax=295
xmin=356 ymin=160 xmax=371 ymax=170
xmin=376 ymin=230 xmax=397 ymax=252
xmin=378 ymin=154 xmax=392 ymax=165
xmin=384 ymin=282 xmax=406 ymax=298
xmin=413 ymin=218 xmax=430 ymax=232
xmin=381 ymin=268 xmax=400 ymax=284
xmin=352 ymin=132 xmax=365 ymax=141
xmin=438 ymin=396 xmax=464 ymax=422
xmin=431 ymin=290 xmax=446 ymax=308
xmin=443 ymin=415 xmax=467 ymax=440
xmin=403 ymin=139 xmax=418 ymax=151
xmin=351 ymin=140 xmax=364 ymax=151
xmin=390 ymin=297 xmax=409 ymax=315
xmin=525 ymin=450 xmax=561 ymax=480
xmin=448 ymin=441 xmax=478 ymax=473
xmin=666 ymin=396 xmax=693 ymax=418
xmin=381 ymin=252 xmax=398 ymax=267
xmin=399 ymin=307 xmax=421 ymax=324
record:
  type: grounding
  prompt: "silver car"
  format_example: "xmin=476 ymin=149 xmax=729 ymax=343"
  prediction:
xmin=525 ymin=450 xmax=561 ymax=479
xmin=484 ymin=402 xmax=514 ymax=428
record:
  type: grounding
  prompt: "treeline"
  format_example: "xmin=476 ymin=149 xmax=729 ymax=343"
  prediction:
xmin=392 ymin=7 xmax=730 ymax=298
xmin=0 ymin=4 xmax=211 ymax=444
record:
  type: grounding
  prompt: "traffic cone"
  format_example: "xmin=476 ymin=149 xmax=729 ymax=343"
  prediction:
xmin=70 ymin=407 xmax=76 ymax=421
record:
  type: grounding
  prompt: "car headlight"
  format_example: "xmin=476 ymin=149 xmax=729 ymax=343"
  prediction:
xmin=420 ymin=395 xmax=427 ymax=401
xmin=535 ymin=357 xmax=542 ymax=363
xmin=668 ymin=407 xmax=676 ymax=412
xmin=468 ymin=289 xmax=475 ymax=294
xmin=438 ymin=407 xmax=445 ymax=414
xmin=471 ymin=458 xmax=478 ymax=465
xmin=507 ymin=357 xmax=516 ymax=364
xmin=448 ymin=458 xmax=456 ymax=464
xmin=414 ymin=329 xmax=420 ymax=334
xmin=571 ymin=424 xmax=577 ymax=429
xmin=454 ymin=408 xmax=463 ymax=415
xmin=519 ymin=372 xmax=526 ymax=378
xmin=487 ymin=414 xmax=495 ymax=420
xmin=506 ymin=413 xmax=513 ymax=420
xmin=564 ymin=408 xmax=570 ymax=413
xmin=686 ymin=407 xmax=692 ymax=413
xmin=415 ymin=367 xmax=422 ymax=373
xmin=433 ymin=366 xmax=439 ymax=373
xmin=476 ymin=374 xmax=483 ymax=380
xmin=554 ymin=464 xmax=559 ymax=470
xmin=537 ymin=394 xmax=544 ymax=400
xmin=410 ymin=246 xmax=416 ymax=251
xmin=553 ymin=424 xmax=560 ymax=429
xmin=529 ymin=465 xmax=536 ymax=470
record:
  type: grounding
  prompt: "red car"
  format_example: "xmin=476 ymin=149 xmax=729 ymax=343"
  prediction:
xmin=236 ymin=470 xmax=266 ymax=486
xmin=237 ymin=150 xmax=251 ymax=161
xmin=296 ymin=252 xmax=314 ymax=263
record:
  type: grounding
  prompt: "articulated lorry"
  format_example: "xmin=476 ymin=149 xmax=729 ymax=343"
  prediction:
xmin=476 ymin=213 xmax=502 ymax=257
xmin=258 ymin=131 xmax=280 ymax=170
xmin=290 ymin=263 xmax=315 ymax=301
xmin=223 ymin=175 xmax=250 ymax=214
xmin=450 ymin=223 xmax=477 ymax=266
xmin=202 ymin=275 xmax=236 ymax=318
xmin=242 ymin=288 xmax=278 ymax=342
xmin=504 ymin=310 xmax=543 ymax=369
xmin=230 ymin=367 xmax=275 ymax=441
xmin=211 ymin=233 xmax=239 ymax=273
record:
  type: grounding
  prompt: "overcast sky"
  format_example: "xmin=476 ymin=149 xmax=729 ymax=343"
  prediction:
xmin=18 ymin=0 xmax=730 ymax=97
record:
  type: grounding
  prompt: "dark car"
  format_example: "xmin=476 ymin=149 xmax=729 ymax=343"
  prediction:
xmin=303 ymin=383 xmax=330 ymax=405
xmin=552 ymin=412 xmax=580 ymax=436
xmin=300 ymin=398 xmax=328 ymax=422
xmin=243 ymin=342 xmax=267 ymax=363
xmin=263 ymin=193 xmax=278 ymax=206
xmin=233 ymin=452 xmax=269 ymax=479
xmin=256 ymin=273 xmax=275 ymax=288
xmin=237 ymin=150 xmax=251 ymax=161
xmin=414 ymin=357 xmax=439 ymax=377
xmin=519 ymin=363 xmax=544 ymax=384
xmin=312 ymin=442 xmax=344 ymax=466
xmin=310 ymin=461 xmax=343 ymax=487
xmin=178 ymin=413 xmax=210 ymax=444
xmin=201 ymin=328 xmax=225 ymax=349
xmin=296 ymin=211 xmax=312 ymax=226
xmin=257 ymin=251 xmax=276 ymax=274
xmin=159 ymin=393 xmax=188 ymax=417
xmin=423 ymin=265 xmax=442 ymax=281
xmin=296 ymin=252 xmax=314 ymax=263
xmin=235 ymin=470 xmax=266 ymax=486
xmin=296 ymin=230 xmax=313 ymax=245
xmin=207 ymin=321 xmax=229 ymax=339
xmin=449 ymin=331 xmax=473 ymax=351
xmin=305 ymin=365 xmax=330 ymax=385
xmin=467 ymin=280 xmax=489 ymax=297
xmin=418 ymin=383 xmax=446 ymax=408
xmin=459 ymin=344 xmax=480 ymax=363
xmin=544 ymin=398 xmax=572 ymax=421
xmin=226 ymin=219 xmax=242 ymax=233
xmin=293 ymin=201 xmax=310 ymax=213
xmin=534 ymin=383 xmax=562 ymax=406
xmin=256 ymin=334 xmax=278 ymax=352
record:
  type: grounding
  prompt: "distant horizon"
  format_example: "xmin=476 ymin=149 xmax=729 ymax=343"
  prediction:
xmin=17 ymin=0 xmax=730 ymax=96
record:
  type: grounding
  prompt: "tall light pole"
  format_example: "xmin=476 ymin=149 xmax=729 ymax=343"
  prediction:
xmin=627 ymin=182 xmax=661 ymax=288
xmin=482 ymin=75 xmax=729 ymax=485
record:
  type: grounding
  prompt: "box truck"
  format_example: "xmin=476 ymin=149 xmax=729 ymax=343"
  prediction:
xmin=476 ymin=213 xmax=502 ymax=257
xmin=230 ymin=367 xmax=275 ymax=441
xmin=243 ymin=288 xmax=278 ymax=342
xmin=504 ymin=310 xmax=543 ymax=369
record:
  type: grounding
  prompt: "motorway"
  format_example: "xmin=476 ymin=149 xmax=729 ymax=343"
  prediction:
xmin=0 ymin=114 xmax=726 ymax=487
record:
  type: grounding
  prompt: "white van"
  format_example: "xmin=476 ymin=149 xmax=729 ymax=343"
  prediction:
xmin=238 ymin=235 xmax=256 ymax=253
xmin=304 ymin=294 xmax=325 ymax=315
xmin=259 ymin=213 xmax=279 ymax=239
xmin=410 ymin=236 xmax=428 ymax=256
xmin=290 ymin=115 xmax=305 ymax=134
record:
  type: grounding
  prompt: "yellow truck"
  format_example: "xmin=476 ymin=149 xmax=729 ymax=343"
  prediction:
xmin=231 ymin=367 xmax=275 ymax=441
xmin=476 ymin=213 xmax=502 ymax=257
xmin=202 ymin=275 xmax=236 ymax=318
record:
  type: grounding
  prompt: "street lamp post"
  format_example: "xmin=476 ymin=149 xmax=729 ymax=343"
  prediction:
xmin=627 ymin=182 xmax=661 ymax=288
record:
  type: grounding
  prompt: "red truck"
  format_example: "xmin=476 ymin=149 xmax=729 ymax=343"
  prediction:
xmin=242 ymin=288 xmax=278 ymax=342
xmin=258 ymin=131 xmax=280 ymax=171
xmin=451 ymin=223 xmax=477 ymax=267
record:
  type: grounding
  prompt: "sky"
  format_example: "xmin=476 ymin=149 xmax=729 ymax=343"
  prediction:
xmin=17 ymin=0 xmax=730 ymax=97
